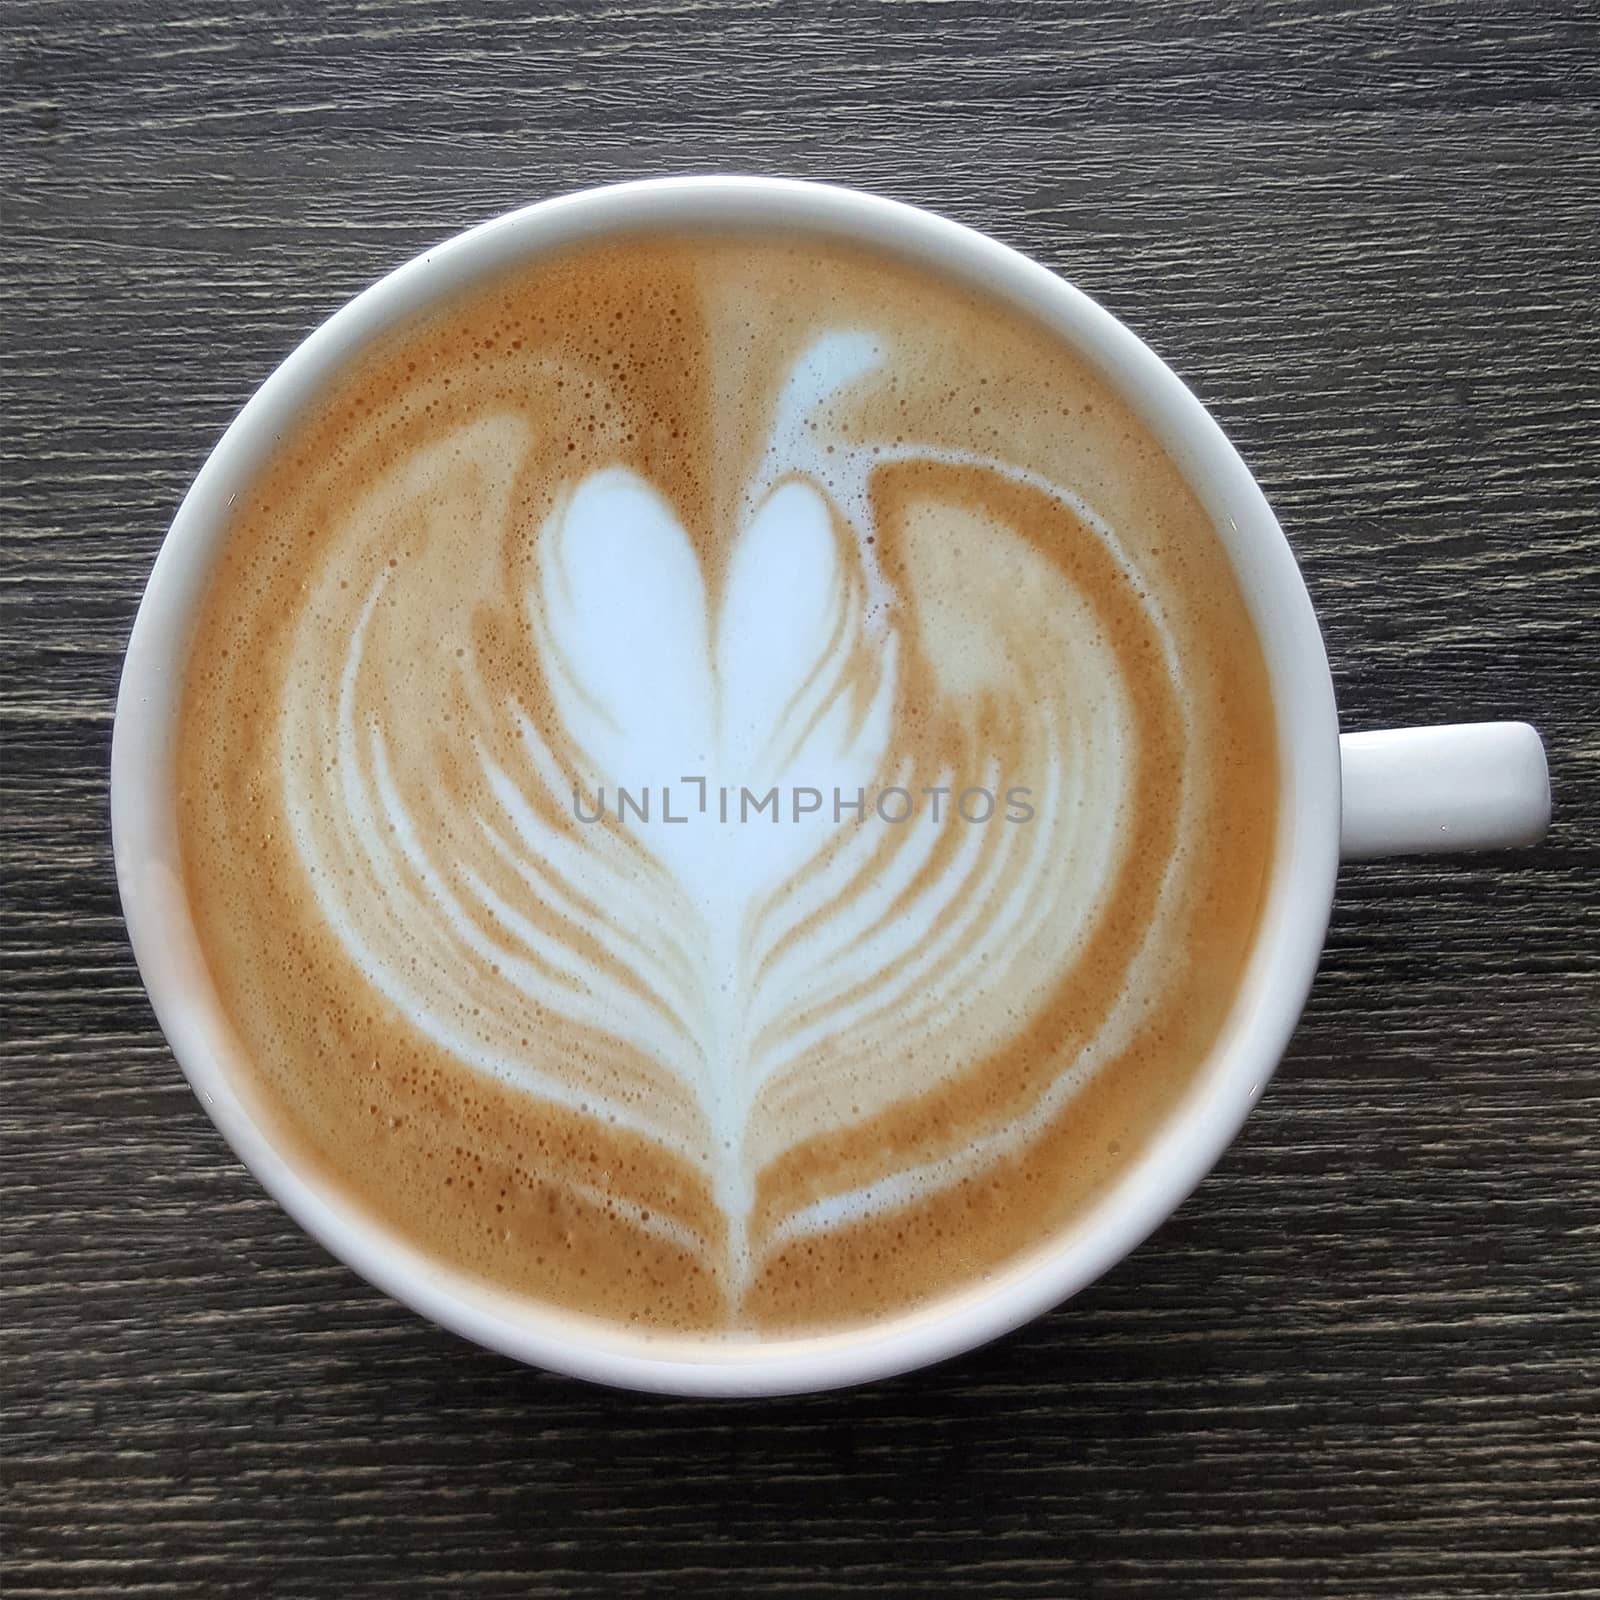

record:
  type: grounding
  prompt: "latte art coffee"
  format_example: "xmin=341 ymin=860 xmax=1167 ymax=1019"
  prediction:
xmin=178 ymin=231 xmax=1277 ymax=1335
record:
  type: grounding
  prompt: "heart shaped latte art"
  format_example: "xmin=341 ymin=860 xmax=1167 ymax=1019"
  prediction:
xmin=275 ymin=332 xmax=1196 ymax=1299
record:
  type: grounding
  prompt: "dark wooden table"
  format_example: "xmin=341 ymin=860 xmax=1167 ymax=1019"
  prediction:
xmin=5 ymin=3 xmax=1598 ymax=1594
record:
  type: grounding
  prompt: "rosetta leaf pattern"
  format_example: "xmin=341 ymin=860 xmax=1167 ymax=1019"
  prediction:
xmin=281 ymin=338 xmax=1155 ymax=1293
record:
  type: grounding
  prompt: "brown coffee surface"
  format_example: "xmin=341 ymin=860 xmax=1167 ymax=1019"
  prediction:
xmin=176 ymin=230 xmax=1277 ymax=1337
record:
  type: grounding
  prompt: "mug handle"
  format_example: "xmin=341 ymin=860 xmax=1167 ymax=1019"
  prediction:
xmin=1339 ymin=722 xmax=1550 ymax=859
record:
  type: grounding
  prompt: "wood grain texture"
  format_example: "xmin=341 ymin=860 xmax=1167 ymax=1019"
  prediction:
xmin=3 ymin=1 xmax=1598 ymax=1594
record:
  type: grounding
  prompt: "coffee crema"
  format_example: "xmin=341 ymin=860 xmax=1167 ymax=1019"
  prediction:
xmin=177 ymin=230 xmax=1277 ymax=1336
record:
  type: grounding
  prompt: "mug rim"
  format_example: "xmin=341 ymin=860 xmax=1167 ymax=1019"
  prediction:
xmin=111 ymin=175 xmax=1340 ymax=1396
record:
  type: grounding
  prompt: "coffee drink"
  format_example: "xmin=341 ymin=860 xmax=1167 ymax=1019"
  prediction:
xmin=177 ymin=229 xmax=1277 ymax=1336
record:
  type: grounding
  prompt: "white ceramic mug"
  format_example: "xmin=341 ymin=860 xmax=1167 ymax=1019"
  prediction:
xmin=112 ymin=178 xmax=1551 ymax=1396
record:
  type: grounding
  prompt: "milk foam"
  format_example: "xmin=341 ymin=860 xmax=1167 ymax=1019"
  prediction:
xmin=178 ymin=234 xmax=1277 ymax=1331
xmin=276 ymin=328 xmax=1177 ymax=1291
